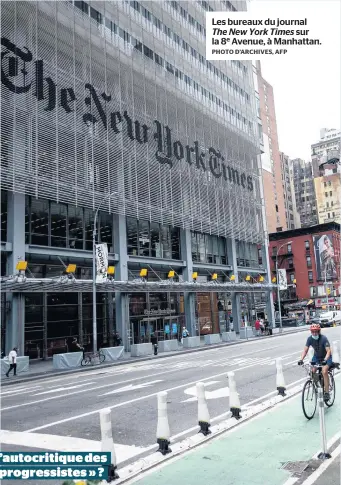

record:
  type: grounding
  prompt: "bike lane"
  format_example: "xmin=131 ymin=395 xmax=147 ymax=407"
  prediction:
xmin=126 ymin=374 xmax=340 ymax=485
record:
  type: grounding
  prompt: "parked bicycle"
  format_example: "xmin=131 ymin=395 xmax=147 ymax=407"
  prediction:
xmin=81 ymin=350 xmax=105 ymax=366
xmin=301 ymin=362 xmax=336 ymax=419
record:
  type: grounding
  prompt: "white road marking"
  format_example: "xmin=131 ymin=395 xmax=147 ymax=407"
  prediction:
xmin=1 ymin=386 xmax=43 ymax=396
xmin=0 ymin=430 xmax=147 ymax=463
xmin=99 ymin=380 xmax=163 ymax=396
xmin=182 ymin=381 xmax=221 ymax=402
xmin=25 ymin=356 xmax=304 ymax=432
xmin=32 ymin=382 xmax=97 ymax=396
xmin=0 ymin=347 xmax=287 ymax=411
xmin=299 ymin=444 xmax=341 ymax=485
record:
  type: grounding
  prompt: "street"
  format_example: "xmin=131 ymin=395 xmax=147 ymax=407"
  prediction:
xmin=2 ymin=327 xmax=340 ymax=468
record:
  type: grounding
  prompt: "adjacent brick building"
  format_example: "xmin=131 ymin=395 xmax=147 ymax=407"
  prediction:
xmin=269 ymin=223 xmax=340 ymax=311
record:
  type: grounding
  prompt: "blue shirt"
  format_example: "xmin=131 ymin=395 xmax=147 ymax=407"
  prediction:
xmin=306 ymin=335 xmax=331 ymax=361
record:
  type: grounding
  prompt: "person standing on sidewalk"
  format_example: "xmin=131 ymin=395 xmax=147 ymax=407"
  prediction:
xmin=255 ymin=319 xmax=261 ymax=336
xmin=5 ymin=347 xmax=18 ymax=378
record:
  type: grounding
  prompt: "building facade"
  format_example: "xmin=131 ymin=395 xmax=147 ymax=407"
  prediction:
xmin=312 ymin=128 xmax=340 ymax=178
xmin=279 ymin=152 xmax=298 ymax=230
xmin=314 ymin=165 xmax=341 ymax=225
xmin=1 ymin=1 xmax=274 ymax=358
xmin=256 ymin=62 xmax=287 ymax=234
xmin=269 ymin=223 xmax=341 ymax=311
xmin=291 ymin=158 xmax=318 ymax=228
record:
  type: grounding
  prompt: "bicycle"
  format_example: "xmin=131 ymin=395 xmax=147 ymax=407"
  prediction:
xmin=81 ymin=350 xmax=106 ymax=366
xmin=301 ymin=362 xmax=337 ymax=420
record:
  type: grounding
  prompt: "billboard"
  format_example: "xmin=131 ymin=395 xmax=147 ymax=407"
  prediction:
xmin=95 ymin=243 xmax=109 ymax=283
xmin=313 ymin=234 xmax=337 ymax=281
xmin=277 ymin=269 xmax=287 ymax=290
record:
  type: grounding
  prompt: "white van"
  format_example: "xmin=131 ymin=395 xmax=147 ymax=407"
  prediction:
xmin=311 ymin=310 xmax=340 ymax=327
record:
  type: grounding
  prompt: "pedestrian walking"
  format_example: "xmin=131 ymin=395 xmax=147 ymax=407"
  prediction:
xmin=151 ymin=333 xmax=158 ymax=355
xmin=5 ymin=347 xmax=18 ymax=377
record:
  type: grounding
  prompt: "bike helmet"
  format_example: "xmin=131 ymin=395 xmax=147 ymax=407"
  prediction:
xmin=310 ymin=323 xmax=321 ymax=331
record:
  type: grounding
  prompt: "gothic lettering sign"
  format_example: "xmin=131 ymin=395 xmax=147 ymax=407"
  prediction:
xmin=1 ymin=37 xmax=253 ymax=193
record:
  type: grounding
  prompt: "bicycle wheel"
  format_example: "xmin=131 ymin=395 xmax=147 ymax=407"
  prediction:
xmin=81 ymin=357 xmax=91 ymax=366
xmin=325 ymin=373 xmax=336 ymax=407
xmin=99 ymin=352 xmax=105 ymax=364
xmin=302 ymin=380 xmax=317 ymax=419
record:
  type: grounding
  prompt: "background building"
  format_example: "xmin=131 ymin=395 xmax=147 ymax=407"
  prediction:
xmin=291 ymin=158 xmax=318 ymax=228
xmin=312 ymin=128 xmax=341 ymax=177
xmin=269 ymin=222 xmax=340 ymax=312
xmin=314 ymin=165 xmax=341 ymax=224
xmin=256 ymin=61 xmax=287 ymax=233
xmin=279 ymin=152 xmax=299 ymax=230
xmin=1 ymin=0 xmax=274 ymax=358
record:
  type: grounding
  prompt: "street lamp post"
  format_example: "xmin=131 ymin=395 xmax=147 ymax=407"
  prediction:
xmin=92 ymin=193 xmax=115 ymax=354
xmin=275 ymin=241 xmax=293 ymax=332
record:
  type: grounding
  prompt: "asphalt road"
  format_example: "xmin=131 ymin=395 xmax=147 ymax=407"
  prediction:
xmin=1 ymin=327 xmax=340 ymax=472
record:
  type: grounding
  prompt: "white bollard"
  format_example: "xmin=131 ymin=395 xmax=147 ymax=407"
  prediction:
xmin=156 ymin=391 xmax=171 ymax=455
xmin=196 ymin=382 xmax=211 ymax=436
xmin=317 ymin=386 xmax=331 ymax=460
xmin=100 ymin=408 xmax=119 ymax=480
xmin=332 ymin=341 xmax=340 ymax=368
xmin=276 ymin=358 xmax=286 ymax=397
xmin=228 ymin=371 xmax=241 ymax=419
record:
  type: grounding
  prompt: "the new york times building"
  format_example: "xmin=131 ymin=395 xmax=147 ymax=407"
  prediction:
xmin=1 ymin=1 xmax=273 ymax=357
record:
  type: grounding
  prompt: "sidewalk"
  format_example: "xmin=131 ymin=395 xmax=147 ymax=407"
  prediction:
xmin=124 ymin=375 xmax=340 ymax=485
xmin=1 ymin=326 xmax=308 ymax=386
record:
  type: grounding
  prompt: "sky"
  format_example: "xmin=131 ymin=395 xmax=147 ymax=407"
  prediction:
xmin=248 ymin=0 xmax=340 ymax=161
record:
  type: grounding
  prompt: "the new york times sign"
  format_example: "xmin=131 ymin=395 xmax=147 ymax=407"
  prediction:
xmin=1 ymin=37 xmax=253 ymax=193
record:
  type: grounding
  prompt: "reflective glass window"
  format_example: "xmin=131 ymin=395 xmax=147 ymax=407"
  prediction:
xmin=99 ymin=212 xmax=113 ymax=250
xmin=138 ymin=220 xmax=150 ymax=257
xmin=50 ymin=202 xmax=67 ymax=248
xmin=127 ymin=217 xmax=138 ymax=255
xmin=68 ymin=205 xmax=84 ymax=249
xmin=30 ymin=198 xmax=49 ymax=246
xmin=161 ymin=226 xmax=171 ymax=259
xmin=1 ymin=190 xmax=7 ymax=242
xmin=84 ymin=208 xmax=94 ymax=251
xmin=150 ymin=222 xmax=161 ymax=257
xmin=171 ymin=227 xmax=180 ymax=260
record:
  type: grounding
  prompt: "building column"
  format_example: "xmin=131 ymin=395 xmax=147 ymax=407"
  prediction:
xmin=108 ymin=293 xmax=114 ymax=347
xmin=262 ymin=243 xmax=275 ymax=327
xmin=227 ymin=238 xmax=241 ymax=334
xmin=6 ymin=192 xmax=26 ymax=355
xmin=180 ymin=229 xmax=196 ymax=336
xmin=43 ymin=293 xmax=47 ymax=360
xmin=78 ymin=292 xmax=84 ymax=345
xmin=113 ymin=214 xmax=129 ymax=349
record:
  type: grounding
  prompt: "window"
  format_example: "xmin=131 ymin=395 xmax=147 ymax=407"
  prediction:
xmin=290 ymin=273 xmax=295 ymax=283
xmin=30 ymin=198 xmax=49 ymax=246
xmin=83 ymin=208 xmax=94 ymax=251
xmin=310 ymin=286 xmax=317 ymax=297
xmin=331 ymin=201 xmax=334 ymax=206
xmin=325 ymin=192 xmax=328 ymax=197
xmin=288 ymin=257 xmax=294 ymax=268
xmin=326 ymin=202 xmax=329 ymax=208
xmin=127 ymin=217 xmax=138 ymax=255
xmin=1 ymin=190 xmax=7 ymax=242
xmin=90 ymin=7 xmax=102 ymax=24
xmin=308 ymin=271 xmax=313 ymax=282
xmin=305 ymin=240 xmax=310 ymax=250
xmin=138 ymin=220 xmax=150 ymax=257
xmin=324 ymin=182 xmax=327 ymax=187
xmin=328 ymin=181 xmax=331 ymax=186
xmin=74 ymin=1 xmax=89 ymax=14
xmin=328 ymin=213 xmax=331 ymax=219
xmin=287 ymin=243 xmax=292 ymax=253
xmin=333 ymin=212 xmax=335 ymax=217
xmin=306 ymin=256 xmax=312 ymax=267
xmin=150 ymin=222 xmax=161 ymax=257
xmin=99 ymin=212 xmax=113 ymax=249
xmin=330 ymin=191 xmax=332 ymax=196
xmin=272 ymin=246 xmax=277 ymax=256
xmin=68 ymin=205 xmax=84 ymax=250
xmin=50 ymin=202 xmax=67 ymax=248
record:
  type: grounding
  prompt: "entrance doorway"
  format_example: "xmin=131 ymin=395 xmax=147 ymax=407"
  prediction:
xmin=131 ymin=315 xmax=183 ymax=344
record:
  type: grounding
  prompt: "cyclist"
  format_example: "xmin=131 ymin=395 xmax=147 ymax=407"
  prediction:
xmin=298 ymin=323 xmax=332 ymax=401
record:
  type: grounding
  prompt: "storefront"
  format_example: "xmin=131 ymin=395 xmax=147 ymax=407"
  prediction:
xmin=129 ymin=292 xmax=185 ymax=344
